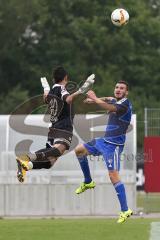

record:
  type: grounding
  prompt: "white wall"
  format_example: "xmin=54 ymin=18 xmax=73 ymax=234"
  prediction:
xmin=0 ymin=114 xmax=137 ymax=216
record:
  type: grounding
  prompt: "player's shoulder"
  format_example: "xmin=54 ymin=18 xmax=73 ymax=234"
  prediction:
xmin=116 ymin=98 xmax=131 ymax=106
xmin=52 ymin=84 xmax=62 ymax=90
xmin=52 ymin=84 xmax=67 ymax=92
xmin=116 ymin=98 xmax=132 ymax=113
xmin=51 ymin=84 xmax=63 ymax=93
xmin=52 ymin=83 xmax=69 ymax=101
xmin=116 ymin=97 xmax=128 ymax=105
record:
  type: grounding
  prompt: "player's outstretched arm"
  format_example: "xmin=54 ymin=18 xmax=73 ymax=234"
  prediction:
xmin=77 ymin=74 xmax=95 ymax=94
xmin=102 ymin=97 xmax=116 ymax=102
xmin=83 ymin=98 xmax=95 ymax=104
xmin=65 ymin=90 xmax=81 ymax=104
xmin=87 ymin=90 xmax=117 ymax=112
xmin=84 ymin=96 xmax=115 ymax=104
xmin=66 ymin=74 xmax=95 ymax=104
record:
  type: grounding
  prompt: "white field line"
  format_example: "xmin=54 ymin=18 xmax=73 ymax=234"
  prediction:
xmin=150 ymin=222 xmax=160 ymax=240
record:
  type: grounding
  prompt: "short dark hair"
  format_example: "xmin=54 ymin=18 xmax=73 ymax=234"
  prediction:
xmin=117 ymin=80 xmax=129 ymax=90
xmin=53 ymin=66 xmax=67 ymax=83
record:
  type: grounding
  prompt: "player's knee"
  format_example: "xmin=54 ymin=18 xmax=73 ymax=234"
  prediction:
xmin=75 ymin=144 xmax=86 ymax=157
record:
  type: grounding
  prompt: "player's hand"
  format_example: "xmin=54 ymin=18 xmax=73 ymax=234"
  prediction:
xmin=86 ymin=74 xmax=95 ymax=83
xmin=86 ymin=90 xmax=97 ymax=102
xmin=40 ymin=77 xmax=50 ymax=92
xmin=78 ymin=74 xmax=95 ymax=94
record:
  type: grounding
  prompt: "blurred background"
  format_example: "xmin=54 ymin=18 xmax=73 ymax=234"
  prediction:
xmin=0 ymin=0 xmax=160 ymax=216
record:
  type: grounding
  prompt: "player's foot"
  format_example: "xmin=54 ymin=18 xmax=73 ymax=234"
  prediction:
xmin=75 ymin=181 xmax=96 ymax=194
xmin=16 ymin=155 xmax=30 ymax=183
xmin=117 ymin=208 xmax=133 ymax=223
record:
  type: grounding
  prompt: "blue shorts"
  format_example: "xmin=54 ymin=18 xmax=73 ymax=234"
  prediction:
xmin=84 ymin=138 xmax=124 ymax=171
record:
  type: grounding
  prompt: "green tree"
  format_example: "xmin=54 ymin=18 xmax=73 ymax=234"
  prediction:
xmin=0 ymin=85 xmax=29 ymax=114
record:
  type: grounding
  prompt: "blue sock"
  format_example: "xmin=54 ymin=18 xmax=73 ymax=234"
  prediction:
xmin=77 ymin=156 xmax=92 ymax=184
xmin=114 ymin=181 xmax=128 ymax=211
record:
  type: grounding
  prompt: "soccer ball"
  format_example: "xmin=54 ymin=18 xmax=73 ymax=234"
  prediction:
xmin=111 ymin=8 xmax=129 ymax=27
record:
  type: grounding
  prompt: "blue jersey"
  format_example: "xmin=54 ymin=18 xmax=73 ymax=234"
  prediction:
xmin=104 ymin=98 xmax=132 ymax=145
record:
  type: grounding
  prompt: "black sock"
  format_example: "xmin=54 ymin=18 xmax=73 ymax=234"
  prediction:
xmin=35 ymin=148 xmax=49 ymax=161
xmin=35 ymin=147 xmax=61 ymax=161
xmin=32 ymin=160 xmax=52 ymax=169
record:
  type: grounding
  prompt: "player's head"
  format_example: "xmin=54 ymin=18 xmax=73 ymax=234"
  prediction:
xmin=114 ymin=80 xmax=129 ymax=100
xmin=53 ymin=66 xmax=68 ymax=83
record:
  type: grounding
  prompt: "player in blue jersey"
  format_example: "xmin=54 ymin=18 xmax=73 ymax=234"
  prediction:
xmin=75 ymin=80 xmax=133 ymax=223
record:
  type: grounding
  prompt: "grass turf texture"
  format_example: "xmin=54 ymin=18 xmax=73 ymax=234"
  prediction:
xmin=0 ymin=218 xmax=159 ymax=240
xmin=137 ymin=192 xmax=160 ymax=213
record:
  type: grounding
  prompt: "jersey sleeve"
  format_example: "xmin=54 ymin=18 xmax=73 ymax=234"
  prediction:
xmin=43 ymin=89 xmax=55 ymax=104
xmin=106 ymin=98 xmax=116 ymax=104
xmin=114 ymin=99 xmax=129 ymax=115
xmin=61 ymin=85 xmax=70 ymax=101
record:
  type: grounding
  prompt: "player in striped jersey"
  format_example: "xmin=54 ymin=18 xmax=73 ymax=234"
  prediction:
xmin=16 ymin=66 xmax=95 ymax=183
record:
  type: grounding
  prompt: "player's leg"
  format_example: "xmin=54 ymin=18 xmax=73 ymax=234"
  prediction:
xmin=109 ymin=170 xmax=129 ymax=212
xmin=109 ymin=170 xmax=132 ymax=223
xmin=103 ymin=143 xmax=133 ymax=223
xmin=16 ymin=143 xmax=65 ymax=183
xmin=16 ymin=138 xmax=70 ymax=183
xmin=32 ymin=143 xmax=66 ymax=167
xmin=25 ymin=127 xmax=72 ymax=169
xmin=17 ymin=144 xmax=63 ymax=170
xmin=75 ymin=139 xmax=101 ymax=194
xmin=16 ymin=128 xmax=72 ymax=182
xmin=75 ymin=144 xmax=92 ymax=184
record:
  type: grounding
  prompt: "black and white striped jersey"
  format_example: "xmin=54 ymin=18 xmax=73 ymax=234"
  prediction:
xmin=45 ymin=84 xmax=74 ymax=132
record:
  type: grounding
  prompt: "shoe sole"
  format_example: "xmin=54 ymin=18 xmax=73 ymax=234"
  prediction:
xmin=16 ymin=157 xmax=29 ymax=171
xmin=16 ymin=159 xmax=24 ymax=183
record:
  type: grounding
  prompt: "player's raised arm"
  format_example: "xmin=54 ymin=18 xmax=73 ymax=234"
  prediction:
xmin=87 ymin=90 xmax=117 ymax=112
xmin=83 ymin=96 xmax=115 ymax=104
xmin=65 ymin=74 xmax=95 ymax=104
xmin=83 ymin=98 xmax=95 ymax=104
xmin=102 ymin=96 xmax=116 ymax=102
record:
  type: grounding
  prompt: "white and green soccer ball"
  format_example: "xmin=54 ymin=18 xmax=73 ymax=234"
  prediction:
xmin=111 ymin=8 xmax=129 ymax=27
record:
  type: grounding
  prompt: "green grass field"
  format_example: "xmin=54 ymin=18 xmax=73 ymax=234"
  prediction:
xmin=0 ymin=218 xmax=159 ymax=240
xmin=137 ymin=192 xmax=160 ymax=213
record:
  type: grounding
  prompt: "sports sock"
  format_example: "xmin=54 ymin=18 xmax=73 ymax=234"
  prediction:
xmin=29 ymin=147 xmax=61 ymax=161
xmin=31 ymin=160 xmax=52 ymax=169
xmin=28 ymin=148 xmax=47 ymax=161
xmin=77 ymin=156 xmax=92 ymax=184
xmin=113 ymin=181 xmax=128 ymax=212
